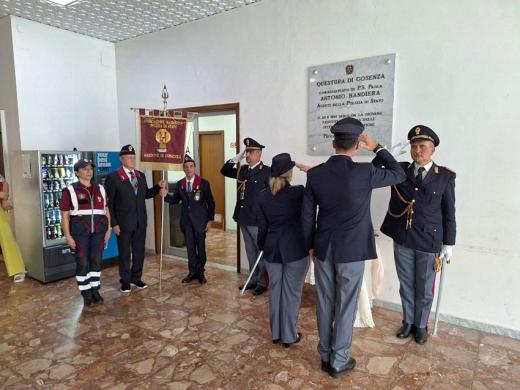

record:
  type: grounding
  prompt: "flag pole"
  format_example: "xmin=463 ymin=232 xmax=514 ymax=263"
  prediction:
xmin=159 ymin=85 xmax=169 ymax=283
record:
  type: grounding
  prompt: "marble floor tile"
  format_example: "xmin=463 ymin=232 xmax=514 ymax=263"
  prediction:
xmin=0 ymin=255 xmax=517 ymax=389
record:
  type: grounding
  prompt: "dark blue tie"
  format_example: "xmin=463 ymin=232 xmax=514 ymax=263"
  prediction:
xmin=416 ymin=167 xmax=425 ymax=186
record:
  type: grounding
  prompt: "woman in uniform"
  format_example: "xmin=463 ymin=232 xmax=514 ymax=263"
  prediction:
xmin=257 ymin=153 xmax=309 ymax=347
xmin=60 ymin=159 xmax=111 ymax=306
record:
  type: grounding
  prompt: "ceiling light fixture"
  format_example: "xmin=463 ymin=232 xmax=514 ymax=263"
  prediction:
xmin=45 ymin=0 xmax=81 ymax=6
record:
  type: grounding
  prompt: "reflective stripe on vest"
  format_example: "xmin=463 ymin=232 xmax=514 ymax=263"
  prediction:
xmin=67 ymin=184 xmax=107 ymax=216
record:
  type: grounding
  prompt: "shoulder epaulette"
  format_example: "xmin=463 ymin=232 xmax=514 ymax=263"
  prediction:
xmin=440 ymin=166 xmax=456 ymax=174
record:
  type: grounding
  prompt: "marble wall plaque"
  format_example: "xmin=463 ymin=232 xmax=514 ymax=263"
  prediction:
xmin=308 ymin=54 xmax=396 ymax=155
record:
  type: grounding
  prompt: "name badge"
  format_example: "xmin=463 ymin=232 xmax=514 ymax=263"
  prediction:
xmin=194 ymin=190 xmax=201 ymax=202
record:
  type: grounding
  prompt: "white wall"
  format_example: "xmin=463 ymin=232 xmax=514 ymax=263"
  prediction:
xmin=115 ymin=0 xmax=520 ymax=334
xmin=0 ymin=16 xmax=22 ymax=184
xmin=10 ymin=16 xmax=120 ymax=151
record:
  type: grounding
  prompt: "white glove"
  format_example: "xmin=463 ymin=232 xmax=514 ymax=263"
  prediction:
xmin=439 ymin=245 xmax=453 ymax=263
xmin=389 ymin=140 xmax=409 ymax=159
xmin=231 ymin=150 xmax=246 ymax=164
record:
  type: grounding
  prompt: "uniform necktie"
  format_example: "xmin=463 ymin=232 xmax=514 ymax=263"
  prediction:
xmin=129 ymin=171 xmax=138 ymax=195
xmin=187 ymin=181 xmax=192 ymax=193
xmin=416 ymin=167 xmax=425 ymax=186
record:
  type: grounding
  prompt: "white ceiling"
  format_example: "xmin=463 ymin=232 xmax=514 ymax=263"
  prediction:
xmin=0 ymin=0 xmax=261 ymax=42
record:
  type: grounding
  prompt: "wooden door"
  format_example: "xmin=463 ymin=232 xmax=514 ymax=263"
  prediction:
xmin=199 ymin=131 xmax=225 ymax=230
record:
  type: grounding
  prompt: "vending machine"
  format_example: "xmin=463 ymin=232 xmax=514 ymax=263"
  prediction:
xmin=14 ymin=150 xmax=81 ymax=282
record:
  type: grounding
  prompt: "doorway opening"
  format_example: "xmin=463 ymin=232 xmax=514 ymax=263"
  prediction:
xmin=153 ymin=103 xmax=240 ymax=272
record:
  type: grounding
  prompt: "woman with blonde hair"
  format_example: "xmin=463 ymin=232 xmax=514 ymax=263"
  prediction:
xmin=0 ymin=174 xmax=26 ymax=283
xmin=257 ymin=153 xmax=309 ymax=347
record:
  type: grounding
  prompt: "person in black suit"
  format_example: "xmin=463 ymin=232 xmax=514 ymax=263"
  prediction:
xmin=377 ymin=125 xmax=456 ymax=345
xmin=105 ymin=145 xmax=166 ymax=293
xmin=163 ymin=154 xmax=215 ymax=284
xmin=301 ymin=117 xmax=406 ymax=378
xmin=220 ymin=137 xmax=271 ymax=296
xmin=257 ymin=153 xmax=309 ymax=348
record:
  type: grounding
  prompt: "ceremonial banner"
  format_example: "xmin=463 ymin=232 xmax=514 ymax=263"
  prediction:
xmin=137 ymin=109 xmax=188 ymax=171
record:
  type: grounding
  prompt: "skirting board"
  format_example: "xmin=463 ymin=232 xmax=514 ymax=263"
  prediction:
xmin=373 ymin=299 xmax=520 ymax=341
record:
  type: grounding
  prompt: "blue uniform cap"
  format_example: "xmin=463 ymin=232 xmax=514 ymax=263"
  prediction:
xmin=407 ymin=125 xmax=440 ymax=147
xmin=330 ymin=117 xmax=364 ymax=139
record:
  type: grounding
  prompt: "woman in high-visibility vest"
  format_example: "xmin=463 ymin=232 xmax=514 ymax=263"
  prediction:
xmin=60 ymin=159 xmax=111 ymax=306
xmin=0 ymin=174 xmax=26 ymax=283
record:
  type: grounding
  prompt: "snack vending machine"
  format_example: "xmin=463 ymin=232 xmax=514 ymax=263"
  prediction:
xmin=15 ymin=150 xmax=81 ymax=282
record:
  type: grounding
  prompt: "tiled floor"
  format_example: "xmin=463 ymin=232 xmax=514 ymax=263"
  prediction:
xmin=206 ymin=229 xmax=237 ymax=268
xmin=0 ymin=256 xmax=519 ymax=389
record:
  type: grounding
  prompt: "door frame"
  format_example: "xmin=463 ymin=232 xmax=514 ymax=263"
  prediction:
xmin=199 ymin=130 xmax=226 ymax=230
xmin=152 ymin=103 xmax=241 ymax=273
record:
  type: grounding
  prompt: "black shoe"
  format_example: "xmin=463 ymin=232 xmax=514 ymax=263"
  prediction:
xmin=414 ymin=327 xmax=428 ymax=344
xmin=396 ymin=323 xmax=415 ymax=338
xmin=329 ymin=357 xmax=356 ymax=378
xmin=198 ymin=275 xmax=207 ymax=284
xmin=272 ymin=339 xmax=280 ymax=344
xmin=92 ymin=291 xmax=104 ymax=304
xmin=131 ymin=280 xmax=148 ymax=289
xmin=83 ymin=294 xmax=94 ymax=306
xmin=238 ymin=282 xmax=256 ymax=291
xmin=182 ymin=274 xmax=195 ymax=283
xmin=120 ymin=282 xmax=131 ymax=293
xmin=321 ymin=360 xmax=331 ymax=373
xmin=252 ymin=286 xmax=266 ymax=296
xmin=283 ymin=332 xmax=302 ymax=348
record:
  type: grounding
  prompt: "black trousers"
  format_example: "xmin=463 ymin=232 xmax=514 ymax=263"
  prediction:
xmin=183 ymin=218 xmax=207 ymax=277
xmin=117 ymin=226 xmax=147 ymax=284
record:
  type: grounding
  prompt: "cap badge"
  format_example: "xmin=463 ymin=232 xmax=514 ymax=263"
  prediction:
xmin=415 ymin=127 xmax=421 ymax=135
xmin=245 ymin=139 xmax=250 ymax=146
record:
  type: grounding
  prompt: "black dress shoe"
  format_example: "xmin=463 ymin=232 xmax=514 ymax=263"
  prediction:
xmin=283 ymin=332 xmax=302 ymax=348
xmin=238 ymin=282 xmax=256 ymax=291
xmin=396 ymin=323 xmax=415 ymax=338
xmin=252 ymin=286 xmax=266 ymax=296
xmin=120 ymin=282 xmax=131 ymax=293
xmin=131 ymin=280 xmax=148 ymax=289
xmin=92 ymin=291 xmax=104 ymax=304
xmin=182 ymin=274 xmax=195 ymax=283
xmin=321 ymin=360 xmax=331 ymax=373
xmin=198 ymin=275 xmax=207 ymax=284
xmin=83 ymin=294 xmax=94 ymax=306
xmin=272 ymin=339 xmax=280 ymax=344
xmin=414 ymin=327 xmax=428 ymax=344
xmin=329 ymin=357 xmax=356 ymax=378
